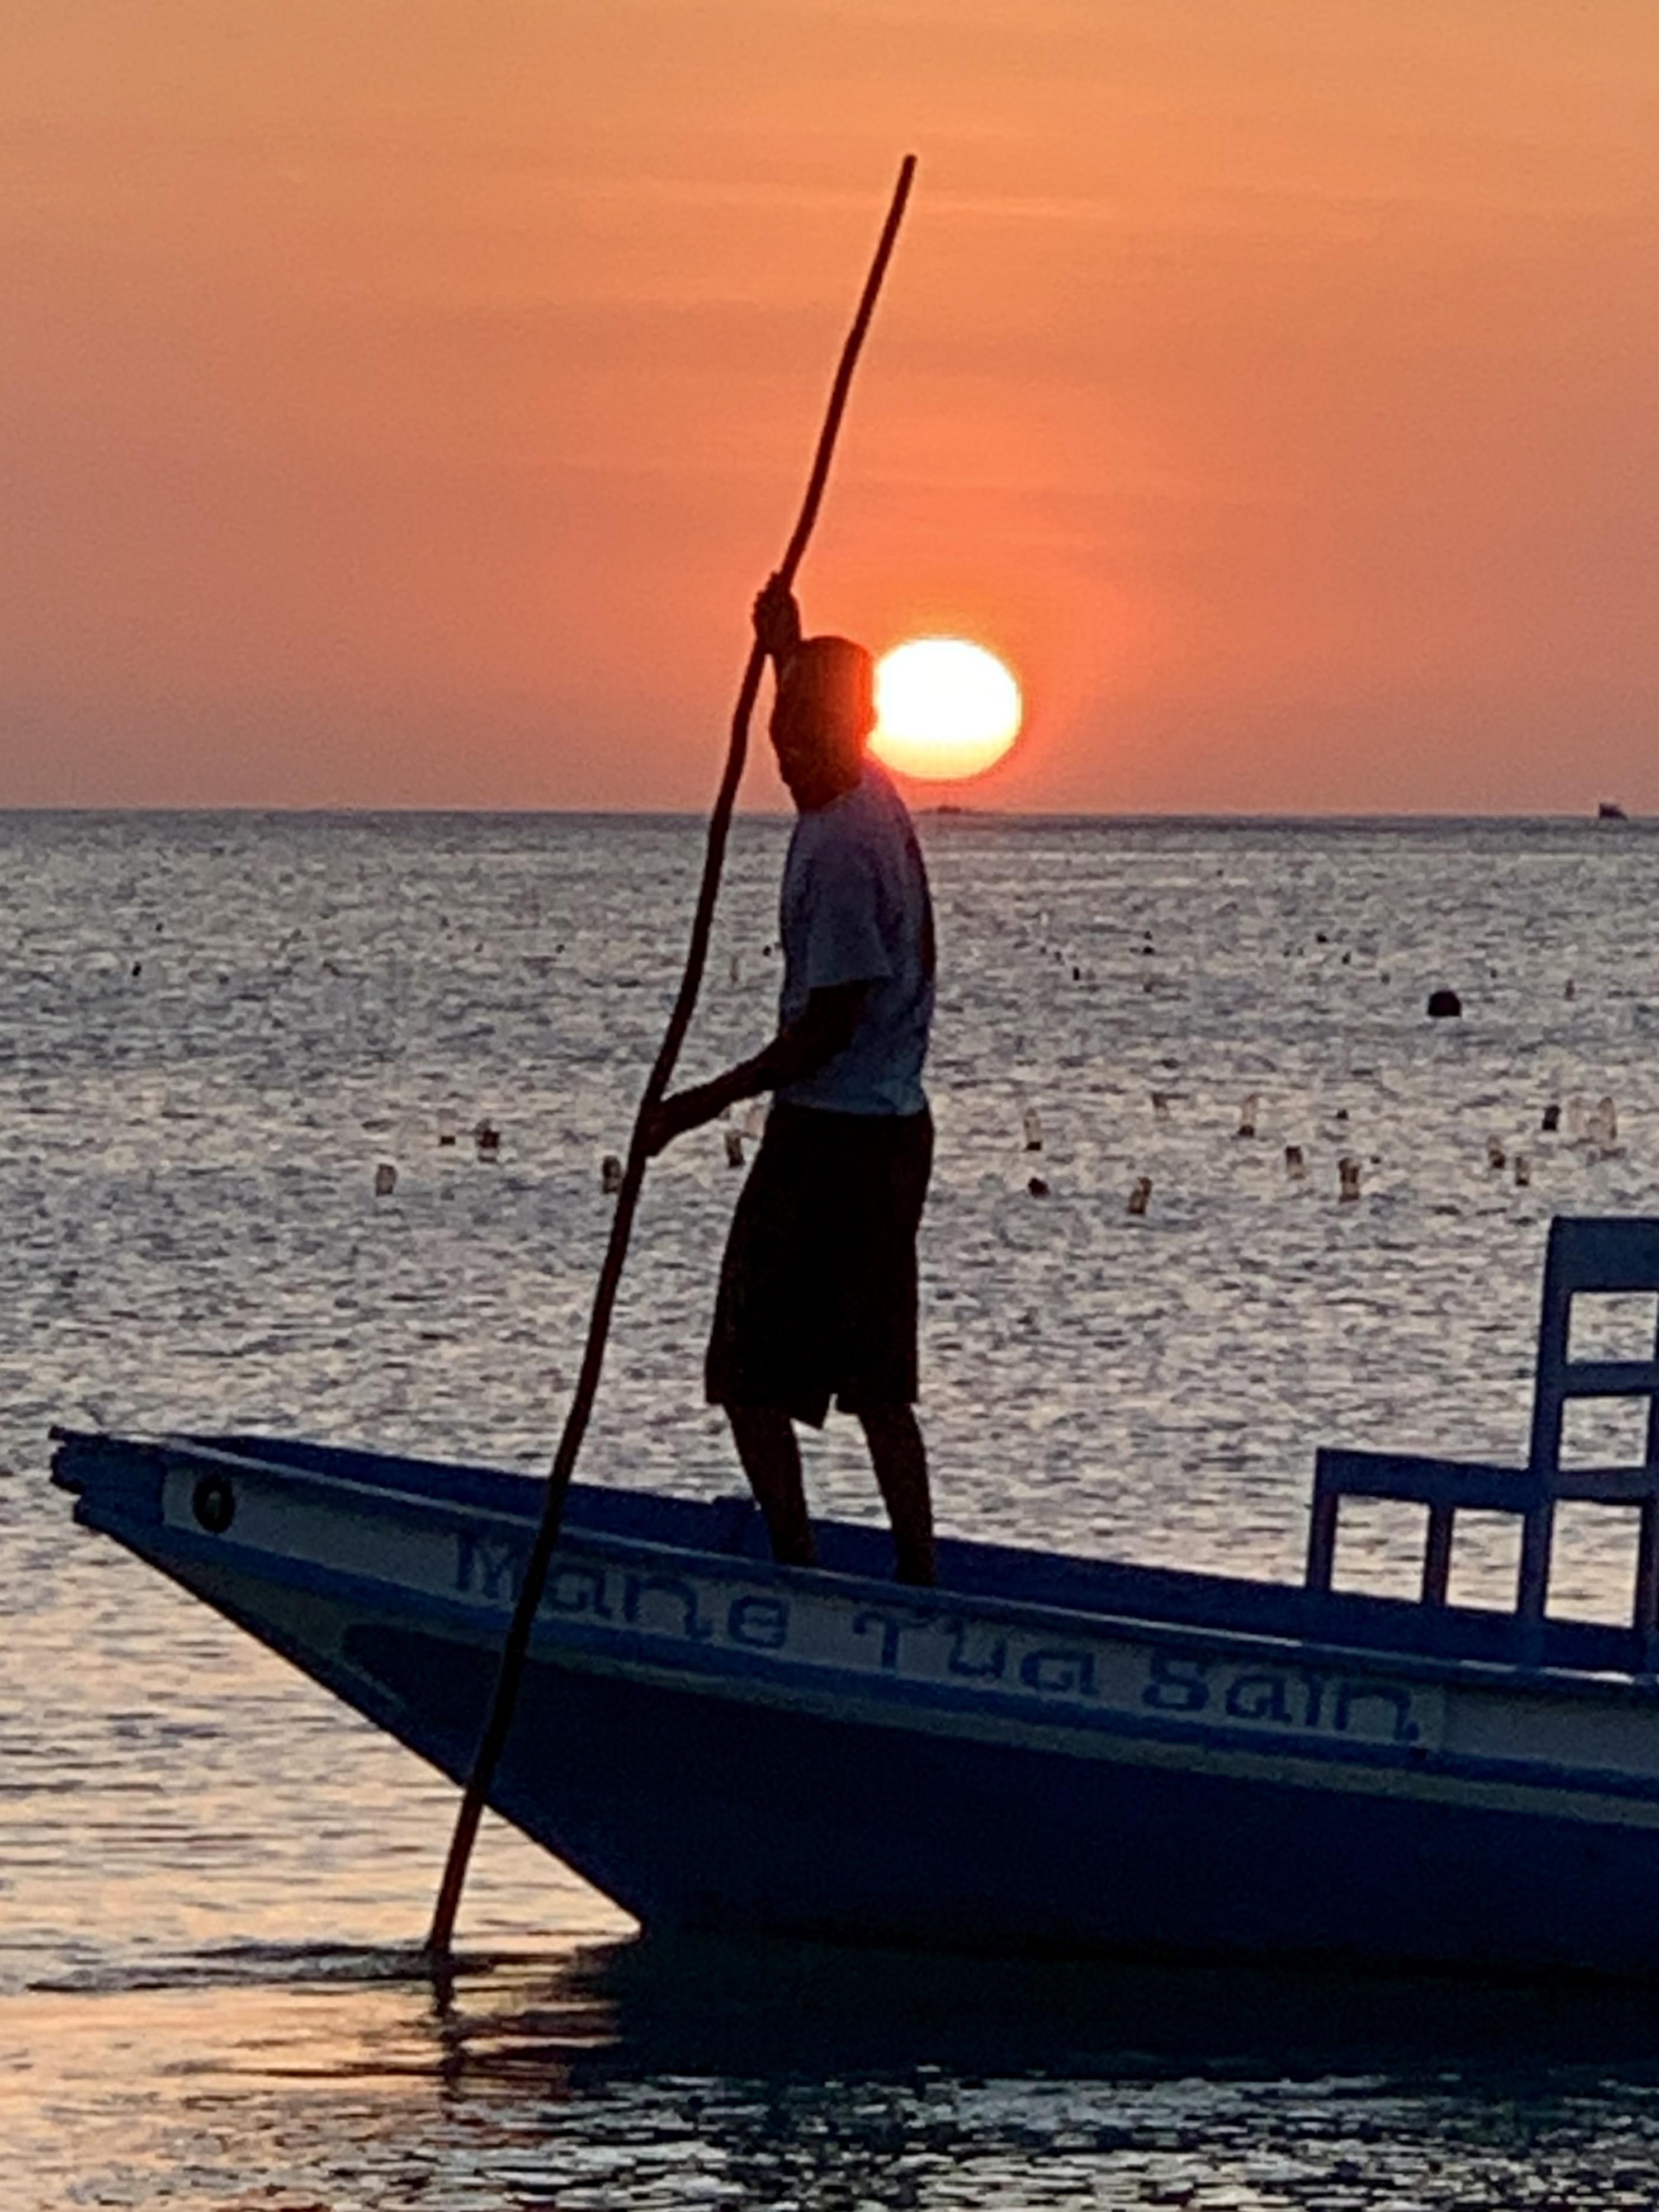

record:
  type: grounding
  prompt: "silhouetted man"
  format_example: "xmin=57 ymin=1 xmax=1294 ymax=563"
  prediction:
xmin=646 ymin=577 xmax=937 ymax=1584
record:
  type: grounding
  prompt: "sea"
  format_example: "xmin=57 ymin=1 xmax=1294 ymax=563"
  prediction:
xmin=7 ymin=807 xmax=1659 ymax=2208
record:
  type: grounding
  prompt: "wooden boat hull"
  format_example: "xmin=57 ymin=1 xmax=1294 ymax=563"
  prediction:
xmin=51 ymin=1430 xmax=1659 ymax=1974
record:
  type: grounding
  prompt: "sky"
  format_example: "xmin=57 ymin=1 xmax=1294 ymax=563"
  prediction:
xmin=4 ymin=1 xmax=1657 ymax=812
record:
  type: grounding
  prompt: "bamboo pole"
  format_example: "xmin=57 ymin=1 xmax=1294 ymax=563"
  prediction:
xmin=424 ymin=154 xmax=918 ymax=1960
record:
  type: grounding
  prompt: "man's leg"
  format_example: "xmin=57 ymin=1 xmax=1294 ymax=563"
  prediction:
xmin=858 ymin=1405 xmax=935 ymax=1586
xmin=727 ymin=1405 xmax=816 ymax=1567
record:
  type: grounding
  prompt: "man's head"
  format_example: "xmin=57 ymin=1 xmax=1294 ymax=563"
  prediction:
xmin=769 ymin=636 xmax=875 ymax=811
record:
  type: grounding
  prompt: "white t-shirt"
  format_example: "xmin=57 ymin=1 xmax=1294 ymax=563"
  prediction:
xmin=775 ymin=762 xmax=935 ymax=1117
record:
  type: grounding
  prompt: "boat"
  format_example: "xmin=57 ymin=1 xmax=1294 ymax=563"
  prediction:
xmin=49 ymin=1215 xmax=1659 ymax=1977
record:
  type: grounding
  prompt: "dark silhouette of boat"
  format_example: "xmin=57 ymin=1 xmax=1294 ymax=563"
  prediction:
xmin=47 ymin=1216 xmax=1659 ymax=1975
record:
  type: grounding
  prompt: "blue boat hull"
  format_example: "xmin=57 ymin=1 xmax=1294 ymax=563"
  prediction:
xmin=51 ymin=1430 xmax=1659 ymax=1975
xmin=348 ymin=1616 xmax=1659 ymax=1972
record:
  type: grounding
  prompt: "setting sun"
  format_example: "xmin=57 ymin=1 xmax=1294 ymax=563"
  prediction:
xmin=869 ymin=639 xmax=1023 ymax=782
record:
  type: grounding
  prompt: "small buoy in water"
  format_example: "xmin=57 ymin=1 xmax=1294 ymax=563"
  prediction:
xmin=601 ymin=1154 xmax=623 ymax=1195
xmin=437 ymin=1109 xmax=457 ymax=1147
xmin=131 ymin=960 xmax=142 ymax=977
xmin=724 ymin=1128 xmax=745 ymax=1169
xmin=1127 ymin=1175 xmax=1152 ymax=1216
xmin=474 ymin=1120 xmax=500 ymax=1161
xmin=1071 ymin=965 xmax=1082 ymax=982
xmin=374 ymin=1162 xmax=397 ymax=1198
xmin=1237 ymin=1094 xmax=1259 ymax=1139
xmin=729 ymin=952 xmax=741 ymax=985
xmin=1565 ymin=979 xmax=1577 ymax=1000
xmin=1023 ymin=1107 xmax=1043 ymax=1152
xmin=1587 ymin=1096 xmax=1619 ymax=1149
xmin=1486 ymin=1136 xmax=1506 ymax=1171
xmin=1540 ymin=1102 xmax=1561 ymax=1133
xmin=1027 ymin=1175 xmax=1051 ymax=1199
xmin=1151 ymin=1090 xmax=1171 ymax=1121
xmin=1427 ymin=988 xmax=1462 ymax=1019
xmin=1338 ymin=1156 xmax=1362 ymax=1202
xmin=1284 ymin=1144 xmax=1306 ymax=1178
xmin=1514 ymin=1153 xmax=1532 ymax=1187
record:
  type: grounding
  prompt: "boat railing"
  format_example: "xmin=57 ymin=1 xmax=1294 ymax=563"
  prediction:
xmin=1307 ymin=1216 xmax=1659 ymax=1660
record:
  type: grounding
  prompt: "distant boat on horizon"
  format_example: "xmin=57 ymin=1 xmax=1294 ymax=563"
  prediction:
xmin=1598 ymin=800 xmax=1629 ymax=821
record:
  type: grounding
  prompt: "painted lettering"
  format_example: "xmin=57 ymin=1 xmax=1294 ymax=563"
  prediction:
xmin=853 ymin=1608 xmax=932 ymax=1672
xmin=1143 ymin=1651 xmax=1211 ymax=1713
xmin=727 ymin=1595 xmax=790 ymax=1651
xmin=455 ymin=1530 xmax=522 ymax=1603
xmin=1020 ymin=1647 xmax=1097 ymax=1697
xmin=946 ymin=1622 xmax=1008 ymax=1681
xmin=546 ymin=1564 xmax=613 ymax=1619
xmin=622 ymin=1572 xmax=715 ymax=1643
xmin=1225 ymin=1671 xmax=1293 ymax=1724
xmin=1335 ymin=1681 xmax=1419 ymax=1744
xmin=1298 ymin=1670 xmax=1329 ymax=1728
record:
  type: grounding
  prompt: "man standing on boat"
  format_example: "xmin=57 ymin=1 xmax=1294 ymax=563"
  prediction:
xmin=646 ymin=578 xmax=937 ymax=1585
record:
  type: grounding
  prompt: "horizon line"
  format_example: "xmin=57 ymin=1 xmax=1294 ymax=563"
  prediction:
xmin=0 ymin=802 xmax=1644 ymax=827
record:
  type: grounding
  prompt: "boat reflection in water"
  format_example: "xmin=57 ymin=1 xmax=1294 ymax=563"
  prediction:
xmin=475 ymin=1932 xmax=1659 ymax=2085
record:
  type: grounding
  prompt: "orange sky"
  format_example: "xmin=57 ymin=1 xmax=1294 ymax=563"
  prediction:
xmin=4 ymin=1 xmax=1657 ymax=811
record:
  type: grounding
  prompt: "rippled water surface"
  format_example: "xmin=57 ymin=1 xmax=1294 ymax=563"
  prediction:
xmin=8 ymin=810 xmax=1659 ymax=2206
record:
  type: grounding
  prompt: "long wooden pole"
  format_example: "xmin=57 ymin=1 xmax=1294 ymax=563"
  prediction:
xmin=424 ymin=154 xmax=918 ymax=1960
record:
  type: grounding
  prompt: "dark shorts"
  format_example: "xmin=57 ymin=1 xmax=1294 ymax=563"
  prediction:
xmin=705 ymin=1102 xmax=933 ymax=1428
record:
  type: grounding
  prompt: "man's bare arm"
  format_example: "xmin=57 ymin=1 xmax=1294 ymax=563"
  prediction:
xmin=644 ymin=981 xmax=868 ymax=1154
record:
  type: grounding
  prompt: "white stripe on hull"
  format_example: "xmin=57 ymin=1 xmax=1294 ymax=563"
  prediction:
xmin=154 ymin=1460 xmax=1659 ymax=1836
